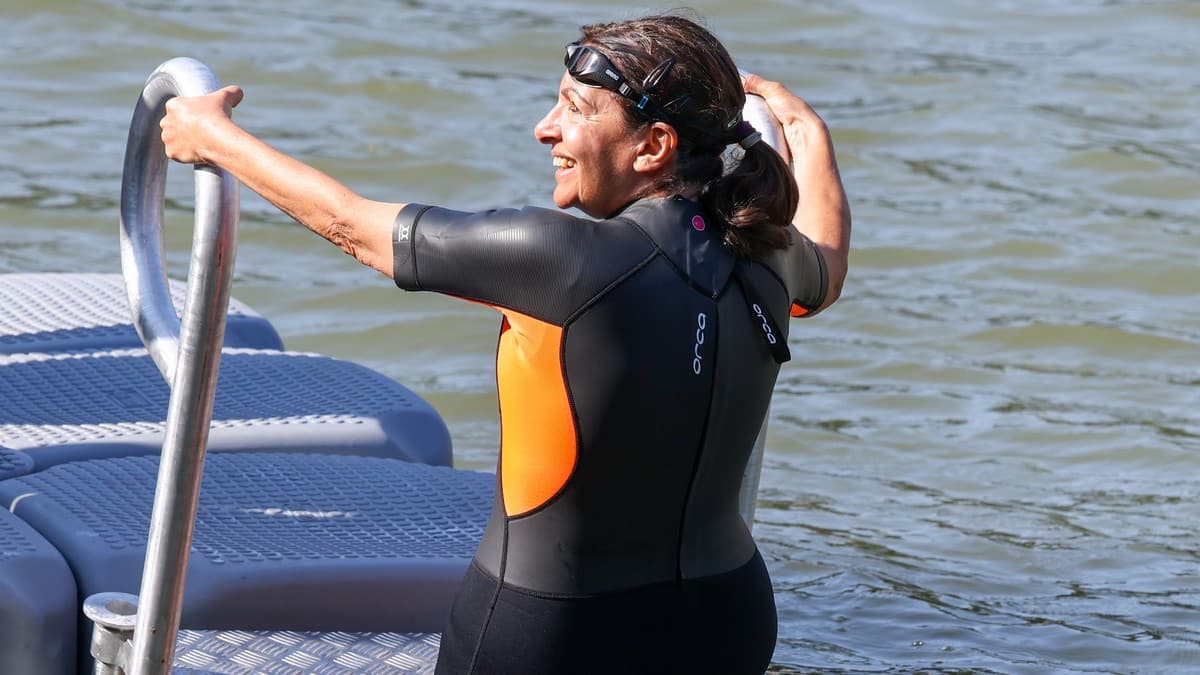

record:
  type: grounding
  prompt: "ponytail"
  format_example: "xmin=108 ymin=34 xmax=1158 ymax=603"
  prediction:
xmin=701 ymin=141 xmax=799 ymax=261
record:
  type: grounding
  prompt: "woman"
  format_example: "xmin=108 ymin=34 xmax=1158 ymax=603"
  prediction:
xmin=161 ymin=13 xmax=849 ymax=675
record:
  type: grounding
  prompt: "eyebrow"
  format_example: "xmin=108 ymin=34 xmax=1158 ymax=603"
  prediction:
xmin=561 ymin=85 xmax=598 ymax=111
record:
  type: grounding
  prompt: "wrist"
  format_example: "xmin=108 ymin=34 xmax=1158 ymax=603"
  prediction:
xmin=784 ymin=115 xmax=830 ymax=154
xmin=197 ymin=117 xmax=241 ymax=166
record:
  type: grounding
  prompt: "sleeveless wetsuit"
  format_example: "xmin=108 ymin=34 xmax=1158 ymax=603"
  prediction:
xmin=392 ymin=196 xmax=827 ymax=675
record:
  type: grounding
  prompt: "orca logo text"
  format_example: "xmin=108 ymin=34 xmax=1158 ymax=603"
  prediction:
xmin=693 ymin=312 xmax=707 ymax=375
xmin=752 ymin=303 xmax=777 ymax=345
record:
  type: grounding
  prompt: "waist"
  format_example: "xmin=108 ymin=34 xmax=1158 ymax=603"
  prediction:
xmin=473 ymin=508 xmax=758 ymax=596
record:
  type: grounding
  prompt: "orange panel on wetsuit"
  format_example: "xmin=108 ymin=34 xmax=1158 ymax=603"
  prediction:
xmin=493 ymin=311 xmax=575 ymax=516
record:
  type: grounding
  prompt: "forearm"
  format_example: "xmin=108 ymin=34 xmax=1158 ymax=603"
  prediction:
xmin=741 ymin=74 xmax=851 ymax=311
xmin=196 ymin=119 xmax=401 ymax=277
xmin=787 ymin=116 xmax=851 ymax=311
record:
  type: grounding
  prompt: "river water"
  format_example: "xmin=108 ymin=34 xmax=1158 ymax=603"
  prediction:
xmin=2 ymin=1 xmax=1198 ymax=672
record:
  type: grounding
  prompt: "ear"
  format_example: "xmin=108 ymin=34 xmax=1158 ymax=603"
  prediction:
xmin=632 ymin=122 xmax=678 ymax=175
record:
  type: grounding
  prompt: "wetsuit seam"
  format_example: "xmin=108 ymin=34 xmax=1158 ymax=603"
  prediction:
xmin=809 ymin=235 xmax=830 ymax=310
xmin=463 ymin=323 xmax=511 ymax=675
xmin=769 ymin=235 xmax=827 ymax=312
xmin=621 ymin=211 xmax=728 ymax=584
xmin=465 ymin=502 xmax=507 ymax=674
xmin=560 ymin=250 xmax=657 ymax=326
xmin=433 ymin=251 xmax=654 ymax=325
xmin=625 ymin=217 xmax=728 ymax=299
xmin=397 ymin=205 xmax=433 ymax=289
xmin=505 ymin=252 xmax=656 ymax=521
xmin=757 ymin=259 xmax=789 ymax=297
xmin=674 ymin=304 xmax=720 ymax=587
xmin=493 ymin=238 xmax=658 ymax=523
xmin=452 ymin=296 xmax=566 ymax=326
xmin=481 ymin=573 xmax=680 ymax=601
xmin=503 ymin=321 xmax=582 ymax=521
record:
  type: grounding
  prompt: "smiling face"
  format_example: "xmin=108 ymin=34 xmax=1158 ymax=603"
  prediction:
xmin=533 ymin=72 xmax=656 ymax=218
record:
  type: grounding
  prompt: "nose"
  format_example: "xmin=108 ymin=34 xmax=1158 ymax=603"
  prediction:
xmin=533 ymin=102 xmax=561 ymax=145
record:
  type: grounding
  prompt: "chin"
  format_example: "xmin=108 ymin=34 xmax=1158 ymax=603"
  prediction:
xmin=552 ymin=188 xmax=577 ymax=211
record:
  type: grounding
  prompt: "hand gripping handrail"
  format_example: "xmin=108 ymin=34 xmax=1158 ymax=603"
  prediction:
xmin=100 ymin=56 xmax=238 ymax=675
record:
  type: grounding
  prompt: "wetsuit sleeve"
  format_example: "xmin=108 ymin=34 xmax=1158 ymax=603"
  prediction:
xmin=787 ymin=233 xmax=829 ymax=318
xmin=391 ymin=203 xmax=650 ymax=325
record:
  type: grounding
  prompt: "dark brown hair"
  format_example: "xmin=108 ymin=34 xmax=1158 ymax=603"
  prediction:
xmin=579 ymin=14 xmax=799 ymax=260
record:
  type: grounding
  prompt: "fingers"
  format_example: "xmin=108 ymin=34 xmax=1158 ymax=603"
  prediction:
xmin=741 ymin=73 xmax=789 ymax=100
xmin=741 ymin=72 xmax=823 ymax=132
xmin=740 ymin=72 xmax=765 ymax=94
xmin=164 ymin=86 xmax=243 ymax=118
xmin=160 ymin=86 xmax=243 ymax=164
xmin=742 ymin=73 xmax=802 ymax=110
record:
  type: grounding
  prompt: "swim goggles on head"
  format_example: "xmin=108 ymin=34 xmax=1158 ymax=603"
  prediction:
xmin=564 ymin=42 xmax=759 ymax=149
xmin=564 ymin=41 xmax=680 ymax=125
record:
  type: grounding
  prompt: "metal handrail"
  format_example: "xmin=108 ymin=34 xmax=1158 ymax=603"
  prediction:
xmin=108 ymin=56 xmax=238 ymax=675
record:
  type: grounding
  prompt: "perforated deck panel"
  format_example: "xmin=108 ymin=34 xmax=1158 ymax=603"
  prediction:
xmin=0 ymin=452 xmax=492 ymax=673
xmin=0 ymin=273 xmax=284 ymax=354
xmin=0 ymin=508 xmax=78 ymax=675
xmin=0 ymin=347 xmax=452 ymax=467
xmin=0 ymin=453 xmax=492 ymax=632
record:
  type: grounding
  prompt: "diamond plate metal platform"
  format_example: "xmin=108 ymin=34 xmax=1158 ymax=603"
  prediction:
xmin=173 ymin=630 xmax=440 ymax=674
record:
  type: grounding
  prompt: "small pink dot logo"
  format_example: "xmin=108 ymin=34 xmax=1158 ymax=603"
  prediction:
xmin=691 ymin=216 xmax=706 ymax=231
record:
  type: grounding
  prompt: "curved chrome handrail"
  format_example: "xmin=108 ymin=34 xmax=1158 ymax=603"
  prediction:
xmin=116 ymin=56 xmax=239 ymax=675
xmin=119 ymin=57 xmax=238 ymax=383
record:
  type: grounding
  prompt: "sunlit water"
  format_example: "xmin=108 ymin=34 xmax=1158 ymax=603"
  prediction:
xmin=2 ymin=1 xmax=1198 ymax=672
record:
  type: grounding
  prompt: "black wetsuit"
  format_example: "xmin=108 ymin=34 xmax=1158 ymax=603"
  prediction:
xmin=392 ymin=196 xmax=827 ymax=675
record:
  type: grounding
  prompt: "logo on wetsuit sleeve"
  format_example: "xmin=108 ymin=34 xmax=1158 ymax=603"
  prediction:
xmin=692 ymin=312 xmax=707 ymax=375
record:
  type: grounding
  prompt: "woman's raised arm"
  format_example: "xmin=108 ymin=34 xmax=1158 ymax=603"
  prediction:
xmin=160 ymin=86 xmax=403 ymax=278
xmin=743 ymin=74 xmax=851 ymax=312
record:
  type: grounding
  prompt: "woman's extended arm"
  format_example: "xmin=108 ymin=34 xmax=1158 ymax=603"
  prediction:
xmin=743 ymin=75 xmax=851 ymax=312
xmin=160 ymin=86 xmax=402 ymax=278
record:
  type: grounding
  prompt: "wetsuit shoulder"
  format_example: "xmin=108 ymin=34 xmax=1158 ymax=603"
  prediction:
xmin=758 ymin=230 xmax=829 ymax=317
xmin=391 ymin=203 xmax=655 ymax=324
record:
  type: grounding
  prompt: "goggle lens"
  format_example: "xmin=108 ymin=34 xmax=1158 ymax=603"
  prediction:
xmin=564 ymin=43 xmax=624 ymax=92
